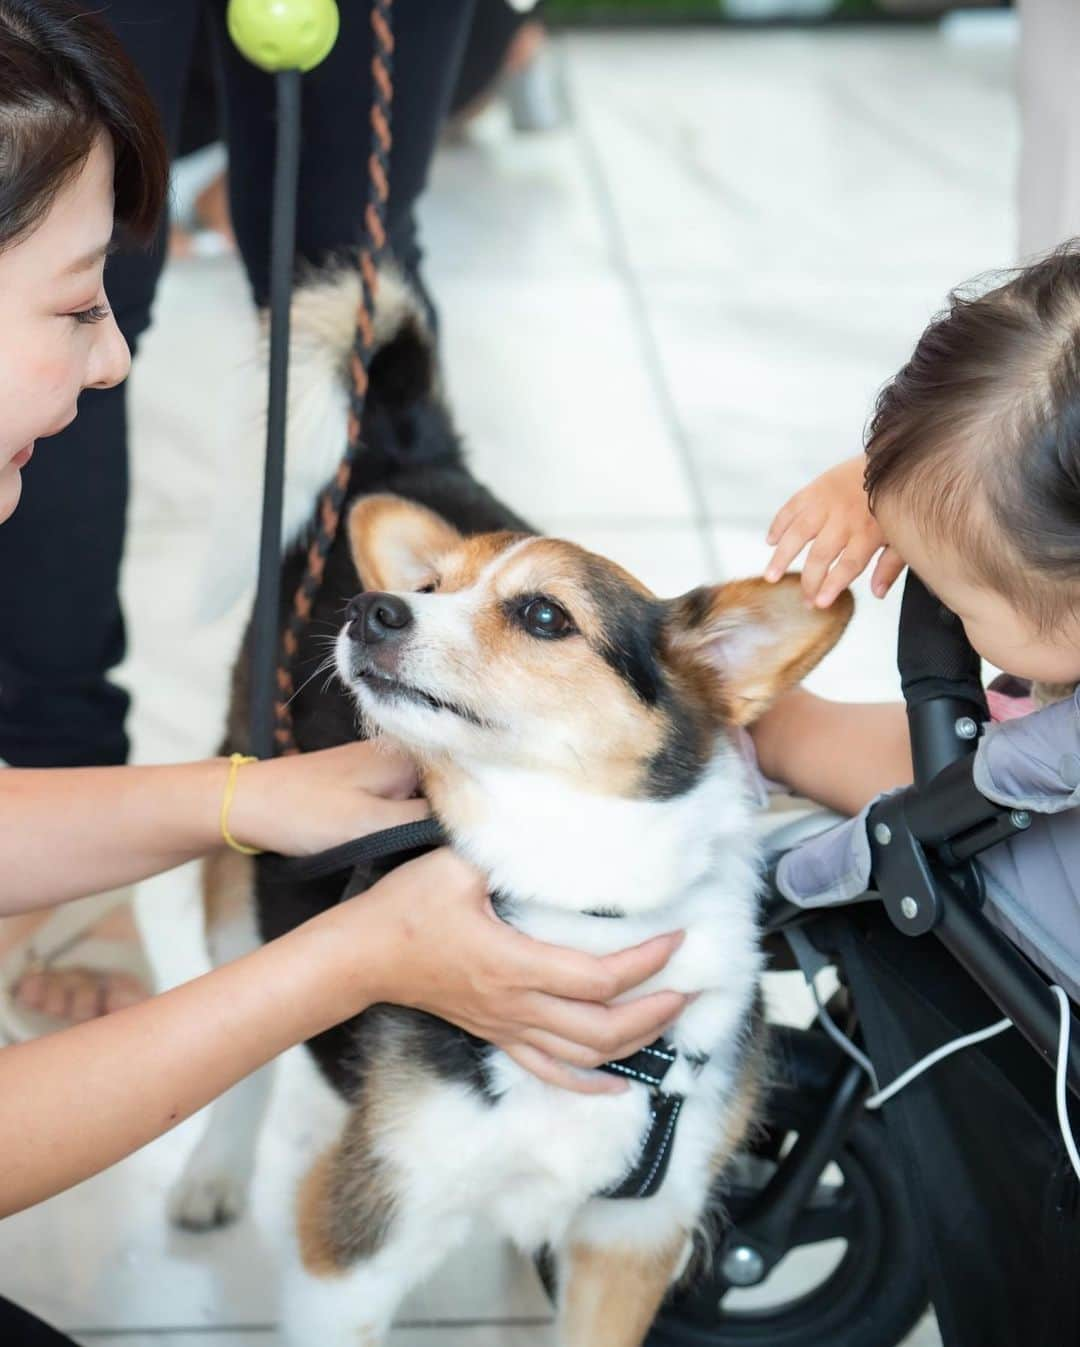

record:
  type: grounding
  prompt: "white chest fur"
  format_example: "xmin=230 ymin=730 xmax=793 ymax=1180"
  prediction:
xmin=433 ymin=744 xmax=765 ymax=1083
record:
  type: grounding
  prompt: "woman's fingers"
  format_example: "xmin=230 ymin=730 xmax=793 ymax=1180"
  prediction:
xmin=503 ymin=1043 xmax=628 ymax=1095
xmin=871 ymin=546 xmax=906 ymax=598
xmin=512 ymin=930 xmax=684 ymax=1002
xmin=353 ymin=793 xmax=430 ymax=836
xmin=519 ymin=1011 xmax=684 ymax=1071
xmin=341 ymin=738 xmax=422 ymax=798
xmin=518 ymin=988 xmax=687 ymax=1062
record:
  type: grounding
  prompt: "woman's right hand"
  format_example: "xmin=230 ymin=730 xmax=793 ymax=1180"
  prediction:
xmin=314 ymin=849 xmax=688 ymax=1095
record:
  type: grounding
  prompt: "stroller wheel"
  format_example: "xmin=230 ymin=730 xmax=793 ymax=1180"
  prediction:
xmin=650 ymin=1036 xmax=927 ymax=1346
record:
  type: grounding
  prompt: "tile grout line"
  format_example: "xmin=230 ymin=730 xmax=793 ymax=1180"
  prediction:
xmin=75 ymin=1315 xmax=557 ymax=1338
xmin=556 ymin=38 xmax=721 ymax=576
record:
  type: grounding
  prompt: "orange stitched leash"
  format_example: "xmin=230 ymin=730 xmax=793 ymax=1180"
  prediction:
xmin=273 ymin=0 xmax=395 ymax=755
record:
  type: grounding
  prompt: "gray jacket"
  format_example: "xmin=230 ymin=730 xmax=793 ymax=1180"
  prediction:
xmin=775 ymin=689 xmax=1080 ymax=1000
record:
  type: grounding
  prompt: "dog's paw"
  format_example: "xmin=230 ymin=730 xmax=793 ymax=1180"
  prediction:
xmin=168 ymin=1162 xmax=250 ymax=1231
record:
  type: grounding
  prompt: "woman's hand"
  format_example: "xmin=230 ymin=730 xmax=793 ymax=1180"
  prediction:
xmin=765 ymin=455 xmax=905 ymax=607
xmin=227 ymin=739 xmax=428 ymax=857
xmin=316 ymin=848 xmax=688 ymax=1096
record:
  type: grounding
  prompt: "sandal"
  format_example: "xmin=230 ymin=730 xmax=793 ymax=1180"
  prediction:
xmin=0 ymin=888 xmax=155 ymax=1044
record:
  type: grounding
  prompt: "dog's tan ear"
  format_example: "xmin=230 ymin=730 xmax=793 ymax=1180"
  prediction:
xmin=347 ymin=494 xmax=463 ymax=591
xmin=665 ymin=574 xmax=854 ymax=726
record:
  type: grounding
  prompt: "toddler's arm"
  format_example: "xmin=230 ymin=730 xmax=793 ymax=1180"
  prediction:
xmin=751 ymin=688 xmax=912 ymax=816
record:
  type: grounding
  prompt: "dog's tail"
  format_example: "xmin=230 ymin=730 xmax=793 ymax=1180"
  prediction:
xmin=199 ymin=266 xmax=436 ymax=620
xmin=277 ymin=266 xmax=434 ymax=553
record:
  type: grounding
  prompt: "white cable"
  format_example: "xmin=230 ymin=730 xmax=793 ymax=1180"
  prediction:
xmin=864 ymin=1017 xmax=1013 ymax=1110
xmin=1049 ymin=986 xmax=1080 ymax=1183
xmin=810 ymin=973 xmax=1080 ymax=1178
xmin=807 ymin=971 xmax=881 ymax=1095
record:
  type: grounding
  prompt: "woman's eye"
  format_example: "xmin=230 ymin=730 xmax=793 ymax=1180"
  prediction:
xmin=521 ymin=597 xmax=574 ymax=639
xmin=69 ymin=304 xmax=111 ymax=326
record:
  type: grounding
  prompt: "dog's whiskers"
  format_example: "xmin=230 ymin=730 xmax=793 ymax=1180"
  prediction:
xmin=287 ymin=655 xmax=338 ymax=708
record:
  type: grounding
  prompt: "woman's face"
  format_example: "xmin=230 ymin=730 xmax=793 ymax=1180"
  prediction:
xmin=0 ymin=134 xmax=131 ymax=523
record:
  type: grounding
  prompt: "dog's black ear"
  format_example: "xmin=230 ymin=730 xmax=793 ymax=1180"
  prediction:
xmin=347 ymin=494 xmax=462 ymax=591
xmin=367 ymin=313 xmax=436 ymax=409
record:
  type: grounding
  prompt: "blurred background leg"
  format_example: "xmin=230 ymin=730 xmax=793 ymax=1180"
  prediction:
xmin=1017 ymin=0 xmax=1080 ymax=258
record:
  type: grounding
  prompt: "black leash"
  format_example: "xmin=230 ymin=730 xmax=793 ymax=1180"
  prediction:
xmin=260 ymin=816 xmax=447 ymax=886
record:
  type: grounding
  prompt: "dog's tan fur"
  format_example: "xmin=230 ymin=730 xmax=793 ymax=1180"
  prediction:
xmin=560 ymin=1235 xmax=689 ymax=1347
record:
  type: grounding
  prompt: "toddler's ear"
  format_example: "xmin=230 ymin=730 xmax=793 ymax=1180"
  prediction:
xmin=664 ymin=575 xmax=854 ymax=726
xmin=347 ymin=494 xmax=463 ymax=591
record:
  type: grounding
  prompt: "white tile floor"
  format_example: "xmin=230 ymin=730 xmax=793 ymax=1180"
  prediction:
xmin=0 ymin=20 xmax=1020 ymax=1347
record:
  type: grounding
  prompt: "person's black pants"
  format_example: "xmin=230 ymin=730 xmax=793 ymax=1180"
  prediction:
xmin=0 ymin=1295 xmax=77 ymax=1346
xmin=0 ymin=0 xmax=475 ymax=767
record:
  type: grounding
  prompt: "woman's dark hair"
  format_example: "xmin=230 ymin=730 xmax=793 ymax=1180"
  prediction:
xmin=865 ymin=245 xmax=1080 ymax=631
xmin=0 ymin=0 xmax=168 ymax=251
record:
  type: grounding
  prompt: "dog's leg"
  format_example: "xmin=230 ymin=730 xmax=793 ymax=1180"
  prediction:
xmin=556 ymin=1222 xmax=690 ymax=1347
xmin=281 ymin=1140 xmax=469 ymax=1347
xmin=169 ymin=849 xmax=275 ymax=1230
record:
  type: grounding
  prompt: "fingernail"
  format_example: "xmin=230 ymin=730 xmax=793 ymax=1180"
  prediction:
xmin=765 ymin=568 xmax=779 ymax=582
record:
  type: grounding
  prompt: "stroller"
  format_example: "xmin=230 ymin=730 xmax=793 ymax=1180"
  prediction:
xmin=639 ymin=570 xmax=1080 ymax=1347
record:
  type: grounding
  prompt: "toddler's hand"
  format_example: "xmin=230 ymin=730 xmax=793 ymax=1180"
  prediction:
xmin=764 ymin=455 xmax=905 ymax=607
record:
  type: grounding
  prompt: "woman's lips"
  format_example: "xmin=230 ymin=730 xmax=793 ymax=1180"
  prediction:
xmin=11 ymin=445 xmax=34 ymax=469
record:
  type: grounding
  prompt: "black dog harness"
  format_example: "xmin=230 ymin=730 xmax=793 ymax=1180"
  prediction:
xmin=264 ymin=818 xmax=691 ymax=1200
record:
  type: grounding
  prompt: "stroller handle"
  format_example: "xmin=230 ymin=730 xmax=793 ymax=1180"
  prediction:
xmin=896 ymin=570 xmax=990 ymax=788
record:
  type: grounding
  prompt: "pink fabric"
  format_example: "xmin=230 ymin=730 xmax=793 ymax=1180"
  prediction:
xmin=988 ymin=688 xmax=1038 ymax=723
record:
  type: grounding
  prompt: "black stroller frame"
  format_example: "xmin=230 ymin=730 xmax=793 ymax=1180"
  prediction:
xmin=645 ymin=570 xmax=1080 ymax=1347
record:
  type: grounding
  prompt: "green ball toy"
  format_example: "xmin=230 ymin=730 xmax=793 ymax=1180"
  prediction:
xmin=227 ymin=0 xmax=340 ymax=74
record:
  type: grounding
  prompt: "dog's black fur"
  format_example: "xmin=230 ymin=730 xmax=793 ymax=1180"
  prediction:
xmin=225 ymin=320 xmax=532 ymax=1098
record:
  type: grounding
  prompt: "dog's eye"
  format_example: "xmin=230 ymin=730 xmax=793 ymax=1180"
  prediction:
xmin=521 ymin=597 xmax=575 ymax=639
xmin=415 ymin=579 xmax=438 ymax=595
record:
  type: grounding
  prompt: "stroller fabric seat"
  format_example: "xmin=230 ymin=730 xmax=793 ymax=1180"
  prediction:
xmin=774 ymin=688 xmax=1080 ymax=1002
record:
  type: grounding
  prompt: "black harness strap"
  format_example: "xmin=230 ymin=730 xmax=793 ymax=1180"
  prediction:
xmin=598 ymin=1038 xmax=685 ymax=1200
xmin=260 ymin=817 xmax=448 ymax=884
xmin=262 ymin=820 xmax=693 ymax=1200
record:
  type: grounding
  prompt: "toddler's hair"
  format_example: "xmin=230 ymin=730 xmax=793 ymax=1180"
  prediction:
xmin=865 ymin=246 xmax=1080 ymax=632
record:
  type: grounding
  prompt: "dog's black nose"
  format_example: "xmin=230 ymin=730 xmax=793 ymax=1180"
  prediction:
xmin=346 ymin=592 xmax=414 ymax=644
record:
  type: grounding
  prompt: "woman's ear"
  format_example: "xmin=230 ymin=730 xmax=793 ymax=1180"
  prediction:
xmin=665 ymin=574 xmax=854 ymax=726
xmin=347 ymin=494 xmax=463 ymax=591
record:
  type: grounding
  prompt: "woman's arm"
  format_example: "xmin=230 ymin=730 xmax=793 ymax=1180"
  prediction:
xmin=0 ymin=914 xmax=340 ymax=1216
xmin=0 ymin=849 xmax=686 ymax=1216
xmin=0 ymin=742 xmax=426 ymax=911
xmin=751 ymin=688 xmax=912 ymax=816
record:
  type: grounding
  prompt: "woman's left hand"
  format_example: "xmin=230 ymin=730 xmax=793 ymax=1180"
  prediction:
xmin=227 ymin=739 xmax=428 ymax=856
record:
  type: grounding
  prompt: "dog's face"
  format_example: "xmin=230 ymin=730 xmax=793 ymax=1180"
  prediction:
xmin=336 ymin=495 xmax=852 ymax=797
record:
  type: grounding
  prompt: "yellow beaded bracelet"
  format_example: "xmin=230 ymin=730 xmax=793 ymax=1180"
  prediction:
xmin=220 ymin=753 xmax=263 ymax=856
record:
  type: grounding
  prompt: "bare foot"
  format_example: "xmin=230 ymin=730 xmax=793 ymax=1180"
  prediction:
xmin=0 ymin=904 xmax=151 ymax=1028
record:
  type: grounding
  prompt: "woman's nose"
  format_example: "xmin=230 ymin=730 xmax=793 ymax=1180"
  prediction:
xmin=87 ymin=311 xmax=131 ymax=390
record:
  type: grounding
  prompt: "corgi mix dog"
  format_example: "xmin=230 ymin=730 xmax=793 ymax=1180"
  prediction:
xmin=171 ymin=269 xmax=852 ymax=1347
